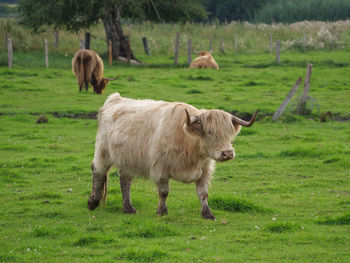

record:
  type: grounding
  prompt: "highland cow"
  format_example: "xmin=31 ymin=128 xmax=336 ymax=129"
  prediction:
xmin=189 ymin=50 xmax=219 ymax=69
xmin=72 ymin=49 xmax=119 ymax=94
xmin=88 ymin=93 xmax=257 ymax=219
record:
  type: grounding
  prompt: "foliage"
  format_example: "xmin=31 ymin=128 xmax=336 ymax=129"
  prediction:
xmin=256 ymin=0 xmax=350 ymax=23
xmin=206 ymin=0 xmax=270 ymax=22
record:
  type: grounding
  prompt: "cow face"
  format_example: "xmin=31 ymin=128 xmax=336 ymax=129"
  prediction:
xmin=184 ymin=110 xmax=241 ymax=162
xmin=93 ymin=79 xmax=109 ymax=94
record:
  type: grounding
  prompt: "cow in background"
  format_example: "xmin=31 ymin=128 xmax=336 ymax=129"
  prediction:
xmin=189 ymin=50 xmax=219 ymax=69
xmin=72 ymin=49 xmax=119 ymax=94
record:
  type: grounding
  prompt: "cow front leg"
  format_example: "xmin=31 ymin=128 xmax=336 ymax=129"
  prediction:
xmin=156 ymin=178 xmax=169 ymax=216
xmin=88 ymin=162 xmax=110 ymax=210
xmin=196 ymin=176 xmax=215 ymax=220
xmin=119 ymin=172 xmax=136 ymax=214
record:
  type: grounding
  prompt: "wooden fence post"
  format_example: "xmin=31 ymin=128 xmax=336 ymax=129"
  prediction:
xmin=220 ymin=36 xmax=225 ymax=54
xmin=84 ymin=32 xmax=90 ymax=49
xmin=142 ymin=37 xmax=150 ymax=55
xmin=174 ymin=32 xmax=180 ymax=65
xmin=234 ymin=35 xmax=238 ymax=54
xmin=269 ymin=34 xmax=273 ymax=53
xmin=54 ymin=30 xmax=59 ymax=47
xmin=209 ymin=35 xmax=213 ymax=51
xmin=296 ymin=64 xmax=313 ymax=114
xmin=108 ymin=40 xmax=112 ymax=65
xmin=80 ymin=39 xmax=84 ymax=50
xmin=44 ymin=38 xmax=49 ymax=68
xmin=7 ymin=37 xmax=13 ymax=69
xmin=272 ymin=77 xmax=302 ymax=120
xmin=187 ymin=38 xmax=192 ymax=65
xmin=276 ymin=39 xmax=280 ymax=63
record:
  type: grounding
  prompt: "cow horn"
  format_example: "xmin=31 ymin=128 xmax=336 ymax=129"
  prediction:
xmin=209 ymin=49 xmax=213 ymax=54
xmin=185 ymin=109 xmax=191 ymax=125
xmin=193 ymin=50 xmax=200 ymax=54
xmin=104 ymin=75 xmax=120 ymax=81
xmin=231 ymin=110 xmax=258 ymax=127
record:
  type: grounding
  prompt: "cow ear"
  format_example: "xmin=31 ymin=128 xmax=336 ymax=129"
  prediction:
xmin=184 ymin=109 xmax=203 ymax=136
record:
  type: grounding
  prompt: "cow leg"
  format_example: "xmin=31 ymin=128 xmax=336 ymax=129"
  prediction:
xmin=79 ymin=85 xmax=83 ymax=92
xmin=156 ymin=178 xmax=169 ymax=216
xmin=119 ymin=171 xmax=136 ymax=214
xmin=88 ymin=149 xmax=111 ymax=210
xmin=196 ymin=161 xmax=215 ymax=220
xmin=85 ymin=81 xmax=89 ymax=91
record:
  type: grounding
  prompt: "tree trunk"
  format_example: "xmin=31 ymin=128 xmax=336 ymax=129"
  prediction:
xmin=102 ymin=8 xmax=136 ymax=61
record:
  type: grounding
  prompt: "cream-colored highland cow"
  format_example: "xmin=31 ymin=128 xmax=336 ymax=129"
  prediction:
xmin=189 ymin=50 xmax=219 ymax=69
xmin=88 ymin=93 xmax=257 ymax=219
xmin=72 ymin=49 xmax=119 ymax=94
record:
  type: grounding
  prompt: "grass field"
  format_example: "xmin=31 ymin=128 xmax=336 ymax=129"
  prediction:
xmin=0 ymin=49 xmax=349 ymax=262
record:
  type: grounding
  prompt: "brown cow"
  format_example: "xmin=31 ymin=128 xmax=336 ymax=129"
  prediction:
xmin=88 ymin=93 xmax=257 ymax=220
xmin=72 ymin=49 xmax=119 ymax=94
xmin=189 ymin=50 xmax=219 ymax=69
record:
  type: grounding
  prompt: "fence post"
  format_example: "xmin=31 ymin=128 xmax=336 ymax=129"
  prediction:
xmin=234 ymin=35 xmax=238 ymax=54
xmin=174 ymin=32 xmax=180 ymax=65
xmin=54 ymin=30 xmax=59 ymax=47
xmin=187 ymin=38 xmax=192 ymax=65
xmin=276 ymin=39 xmax=280 ymax=63
xmin=296 ymin=64 xmax=313 ymax=114
xmin=269 ymin=34 xmax=273 ymax=53
xmin=142 ymin=37 xmax=150 ymax=55
xmin=44 ymin=38 xmax=49 ymax=68
xmin=220 ymin=36 xmax=225 ymax=54
xmin=209 ymin=35 xmax=213 ymax=51
xmin=272 ymin=77 xmax=302 ymax=120
xmin=7 ymin=37 xmax=13 ymax=69
xmin=108 ymin=40 xmax=112 ymax=65
xmin=84 ymin=32 xmax=90 ymax=49
xmin=80 ymin=39 xmax=84 ymax=50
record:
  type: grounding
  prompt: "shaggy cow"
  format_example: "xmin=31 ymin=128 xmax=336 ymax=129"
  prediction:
xmin=88 ymin=93 xmax=257 ymax=219
xmin=189 ymin=50 xmax=219 ymax=69
xmin=72 ymin=49 xmax=119 ymax=94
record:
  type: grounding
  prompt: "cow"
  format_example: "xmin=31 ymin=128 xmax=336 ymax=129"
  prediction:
xmin=189 ymin=50 xmax=219 ymax=69
xmin=72 ymin=49 xmax=119 ymax=94
xmin=87 ymin=93 xmax=257 ymax=220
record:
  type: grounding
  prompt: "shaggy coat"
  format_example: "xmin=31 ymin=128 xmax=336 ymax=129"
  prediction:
xmin=189 ymin=50 xmax=219 ymax=69
xmin=72 ymin=49 xmax=118 ymax=94
xmin=88 ymin=93 xmax=257 ymax=219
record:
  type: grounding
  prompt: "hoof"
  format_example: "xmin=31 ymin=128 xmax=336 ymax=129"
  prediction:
xmin=202 ymin=206 xmax=216 ymax=220
xmin=123 ymin=205 xmax=137 ymax=214
xmin=88 ymin=198 xmax=100 ymax=210
xmin=157 ymin=206 xmax=168 ymax=216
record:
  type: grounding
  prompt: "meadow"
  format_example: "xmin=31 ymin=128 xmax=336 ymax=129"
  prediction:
xmin=0 ymin=21 xmax=350 ymax=262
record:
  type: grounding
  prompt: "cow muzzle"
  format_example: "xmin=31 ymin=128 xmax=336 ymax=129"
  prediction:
xmin=217 ymin=150 xmax=235 ymax=162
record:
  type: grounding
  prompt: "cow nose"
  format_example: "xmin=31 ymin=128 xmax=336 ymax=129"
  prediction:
xmin=221 ymin=150 xmax=234 ymax=160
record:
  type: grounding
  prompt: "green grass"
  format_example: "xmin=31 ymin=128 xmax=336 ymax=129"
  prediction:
xmin=0 ymin=49 xmax=349 ymax=262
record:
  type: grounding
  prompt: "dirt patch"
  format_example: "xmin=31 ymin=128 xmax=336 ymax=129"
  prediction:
xmin=52 ymin=111 xmax=97 ymax=119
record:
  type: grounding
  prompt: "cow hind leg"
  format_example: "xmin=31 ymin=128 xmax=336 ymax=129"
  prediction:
xmin=88 ymin=152 xmax=111 ymax=210
xmin=156 ymin=178 xmax=169 ymax=216
xmin=85 ymin=81 xmax=89 ymax=91
xmin=119 ymin=171 xmax=136 ymax=214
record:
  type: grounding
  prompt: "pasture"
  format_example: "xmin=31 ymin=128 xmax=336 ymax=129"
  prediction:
xmin=0 ymin=47 xmax=349 ymax=262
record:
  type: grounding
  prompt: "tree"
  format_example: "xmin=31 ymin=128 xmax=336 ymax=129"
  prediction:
xmin=18 ymin=0 xmax=207 ymax=60
xmin=206 ymin=0 xmax=271 ymax=22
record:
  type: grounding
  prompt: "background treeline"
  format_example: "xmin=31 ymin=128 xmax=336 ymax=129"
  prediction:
xmin=1 ymin=0 xmax=350 ymax=23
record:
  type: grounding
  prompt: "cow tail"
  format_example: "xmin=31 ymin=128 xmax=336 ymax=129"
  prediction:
xmin=78 ymin=52 xmax=85 ymax=87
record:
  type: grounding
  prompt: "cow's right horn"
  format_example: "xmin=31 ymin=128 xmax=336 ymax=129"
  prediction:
xmin=104 ymin=75 xmax=120 ymax=81
xmin=231 ymin=110 xmax=258 ymax=127
xmin=193 ymin=50 xmax=200 ymax=54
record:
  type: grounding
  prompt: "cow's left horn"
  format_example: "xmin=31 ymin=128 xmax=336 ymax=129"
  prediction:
xmin=104 ymin=75 xmax=120 ymax=81
xmin=185 ymin=109 xmax=191 ymax=125
xmin=232 ymin=110 xmax=258 ymax=127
